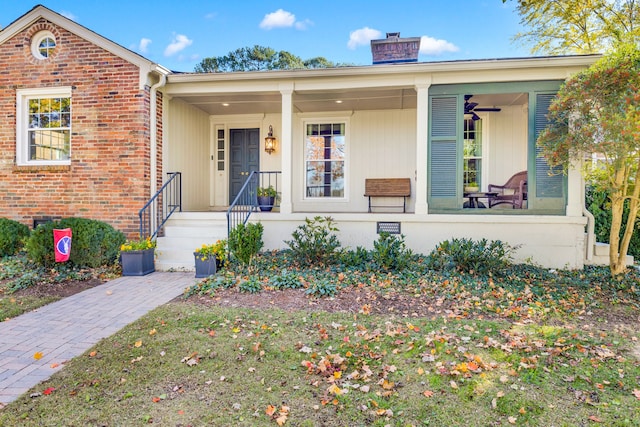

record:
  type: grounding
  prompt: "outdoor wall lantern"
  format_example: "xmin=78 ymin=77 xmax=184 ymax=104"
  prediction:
xmin=264 ymin=125 xmax=277 ymax=155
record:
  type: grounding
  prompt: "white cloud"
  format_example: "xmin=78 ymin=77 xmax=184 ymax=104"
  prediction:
xmin=419 ymin=36 xmax=459 ymax=55
xmin=259 ymin=9 xmax=296 ymax=29
xmin=138 ymin=38 xmax=152 ymax=54
xmin=60 ymin=11 xmax=77 ymax=21
xmin=347 ymin=27 xmax=382 ymax=50
xmin=164 ymin=34 xmax=193 ymax=57
xmin=295 ymin=19 xmax=314 ymax=31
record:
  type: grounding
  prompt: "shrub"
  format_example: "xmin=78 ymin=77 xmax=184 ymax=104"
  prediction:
xmin=285 ymin=216 xmax=341 ymax=266
xmin=269 ymin=269 xmax=303 ymax=290
xmin=25 ymin=217 xmax=125 ymax=268
xmin=339 ymin=246 xmax=372 ymax=270
xmin=305 ymin=277 xmax=338 ymax=297
xmin=426 ymin=238 xmax=516 ymax=275
xmin=229 ymin=222 xmax=264 ymax=265
xmin=239 ymin=276 xmax=262 ymax=293
xmin=372 ymin=232 xmax=413 ymax=272
xmin=0 ymin=218 xmax=30 ymax=257
xmin=586 ymin=185 xmax=640 ymax=259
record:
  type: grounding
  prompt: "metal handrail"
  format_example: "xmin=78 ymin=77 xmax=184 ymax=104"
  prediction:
xmin=226 ymin=171 xmax=281 ymax=239
xmin=139 ymin=172 xmax=182 ymax=239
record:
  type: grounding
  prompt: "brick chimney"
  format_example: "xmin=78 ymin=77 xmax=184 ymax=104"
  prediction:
xmin=371 ymin=32 xmax=421 ymax=64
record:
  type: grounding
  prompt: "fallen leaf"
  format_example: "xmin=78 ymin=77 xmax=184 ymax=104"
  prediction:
xmin=633 ymin=389 xmax=640 ymax=400
xmin=266 ymin=405 xmax=277 ymax=416
xmin=42 ymin=387 xmax=55 ymax=395
xmin=276 ymin=414 xmax=288 ymax=426
xmin=106 ymin=290 xmax=113 ymax=295
xmin=89 ymin=351 xmax=97 ymax=357
xmin=588 ymin=415 xmax=603 ymax=423
xmin=423 ymin=390 xmax=434 ymax=398
xmin=508 ymin=416 xmax=517 ymax=424
xmin=152 ymin=397 xmax=161 ymax=403
xmin=50 ymin=363 xmax=59 ymax=369
xmin=134 ymin=340 xmax=142 ymax=348
xmin=450 ymin=380 xmax=458 ymax=389
xmin=149 ymin=329 xmax=157 ymax=336
xmin=33 ymin=352 xmax=43 ymax=360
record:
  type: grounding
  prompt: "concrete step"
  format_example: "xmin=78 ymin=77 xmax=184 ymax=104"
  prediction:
xmin=155 ymin=212 xmax=228 ymax=271
xmin=586 ymin=242 xmax=634 ymax=266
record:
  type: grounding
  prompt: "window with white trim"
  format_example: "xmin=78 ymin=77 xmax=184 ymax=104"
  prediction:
xmin=31 ymin=31 xmax=56 ymax=60
xmin=16 ymin=87 xmax=72 ymax=165
xmin=304 ymin=122 xmax=346 ymax=198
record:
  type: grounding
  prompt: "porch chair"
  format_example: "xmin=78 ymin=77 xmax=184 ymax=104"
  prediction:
xmin=488 ymin=171 xmax=528 ymax=209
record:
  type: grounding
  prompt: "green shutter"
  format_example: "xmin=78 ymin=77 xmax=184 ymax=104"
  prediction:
xmin=429 ymin=96 xmax=459 ymax=208
xmin=533 ymin=93 xmax=565 ymax=210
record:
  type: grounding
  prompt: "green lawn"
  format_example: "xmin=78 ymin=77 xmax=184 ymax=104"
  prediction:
xmin=1 ymin=302 xmax=638 ymax=426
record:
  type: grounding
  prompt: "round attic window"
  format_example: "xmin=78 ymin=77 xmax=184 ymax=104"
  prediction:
xmin=31 ymin=31 xmax=56 ymax=60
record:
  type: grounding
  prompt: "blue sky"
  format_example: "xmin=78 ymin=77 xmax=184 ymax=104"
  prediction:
xmin=4 ymin=1 xmax=529 ymax=72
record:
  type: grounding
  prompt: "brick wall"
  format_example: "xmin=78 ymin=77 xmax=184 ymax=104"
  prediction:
xmin=0 ymin=19 xmax=157 ymax=237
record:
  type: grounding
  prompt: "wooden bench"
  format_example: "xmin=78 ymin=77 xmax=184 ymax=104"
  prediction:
xmin=364 ymin=178 xmax=411 ymax=212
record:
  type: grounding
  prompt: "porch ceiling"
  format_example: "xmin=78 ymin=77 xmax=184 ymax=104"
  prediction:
xmin=173 ymin=87 xmax=418 ymax=115
xmin=173 ymin=90 xmax=525 ymax=116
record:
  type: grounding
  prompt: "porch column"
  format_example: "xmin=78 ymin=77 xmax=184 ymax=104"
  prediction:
xmin=565 ymin=157 xmax=583 ymax=217
xmin=279 ymin=84 xmax=294 ymax=214
xmin=414 ymin=79 xmax=431 ymax=214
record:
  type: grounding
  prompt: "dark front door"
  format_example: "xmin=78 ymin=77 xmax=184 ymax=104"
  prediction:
xmin=229 ymin=128 xmax=260 ymax=203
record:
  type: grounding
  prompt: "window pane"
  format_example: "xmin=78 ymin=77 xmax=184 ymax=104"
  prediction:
xmin=29 ymin=129 xmax=70 ymax=161
xmin=25 ymin=95 xmax=71 ymax=162
xmin=304 ymin=121 xmax=346 ymax=198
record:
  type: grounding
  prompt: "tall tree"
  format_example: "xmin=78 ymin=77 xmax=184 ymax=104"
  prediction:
xmin=537 ymin=44 xmax=640 ymax=276
xmin=505 ymin=0 xmax=640 ymax=54
xmin=194 ymin=45 xmax=335 ymax=73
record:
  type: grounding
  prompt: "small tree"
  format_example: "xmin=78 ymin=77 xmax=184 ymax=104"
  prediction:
xmin=537 ymin=44 xmax=640 ymax=276
xmin=504 ymin=0 xmax=640 ymax=55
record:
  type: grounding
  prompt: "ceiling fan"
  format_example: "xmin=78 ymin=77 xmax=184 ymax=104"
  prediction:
xmin=464 ymin=94 xmax=501 ymax=121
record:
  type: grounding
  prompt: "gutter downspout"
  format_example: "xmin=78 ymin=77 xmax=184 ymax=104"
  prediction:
xmin=583 ymin=184 xmax=595 ymax=262
xmin=150 ymin=73 xmax=167 ymax=199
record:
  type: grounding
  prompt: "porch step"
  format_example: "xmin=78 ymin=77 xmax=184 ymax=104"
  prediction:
xmin=585 ymin=242 xmax=635 ymax=266
xmin=155 ymin=212 xmax=228 ymax=271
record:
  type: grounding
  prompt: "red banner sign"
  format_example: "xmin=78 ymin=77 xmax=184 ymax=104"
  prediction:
xmin=53 ymin=228 xmax=72 ymax=262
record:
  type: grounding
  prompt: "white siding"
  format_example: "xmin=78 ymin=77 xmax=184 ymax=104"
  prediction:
xmin=292 ymin=109 xmax=417 ymax=213
xmin=166 ymin=98 xmax=210 ymax=211
xmin=486 ymin=105 xmax=528 ymax=187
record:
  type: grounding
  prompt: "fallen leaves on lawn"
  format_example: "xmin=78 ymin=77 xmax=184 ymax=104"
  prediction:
xmin=181 ymin=352 xmax=200 ymax=366
xmin=266 ymin=404 xmax=289 ymax=425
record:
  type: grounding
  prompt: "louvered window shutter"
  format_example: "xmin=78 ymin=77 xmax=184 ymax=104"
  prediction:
xmin=534 ymin=93 xmax=565 ymax=209
xmin=429 ymin=96 xmax=459 ymax=209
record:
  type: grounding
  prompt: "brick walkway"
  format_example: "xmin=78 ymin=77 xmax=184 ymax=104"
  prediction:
xmin=0 ymin=272 xmax=194 ymax=406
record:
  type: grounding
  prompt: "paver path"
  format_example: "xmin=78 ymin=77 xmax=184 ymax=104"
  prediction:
xmin=0 ymin=272 xmax=193 ymax=406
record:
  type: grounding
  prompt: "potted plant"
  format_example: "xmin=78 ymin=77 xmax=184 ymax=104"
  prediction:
xmin=256 ymin=186 xmax=277 ymax=211
xmin=464 ymin=182 xmax=480 ymax=193
xmin=119 ymin=237 xmax=156 ymax=276
xmin=194 ymin=239 xmax=227 ymax=278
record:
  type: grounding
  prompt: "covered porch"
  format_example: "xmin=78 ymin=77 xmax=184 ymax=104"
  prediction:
xmin=155 ymin=55 xmax=600 ymax=269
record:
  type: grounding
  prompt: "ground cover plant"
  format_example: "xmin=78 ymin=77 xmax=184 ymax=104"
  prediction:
xmin=0 ymin=254 xmax=118 ymax=321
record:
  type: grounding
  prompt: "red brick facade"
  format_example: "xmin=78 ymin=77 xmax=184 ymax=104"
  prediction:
xmin=0 ymin=18 xmax=159 ymax=237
